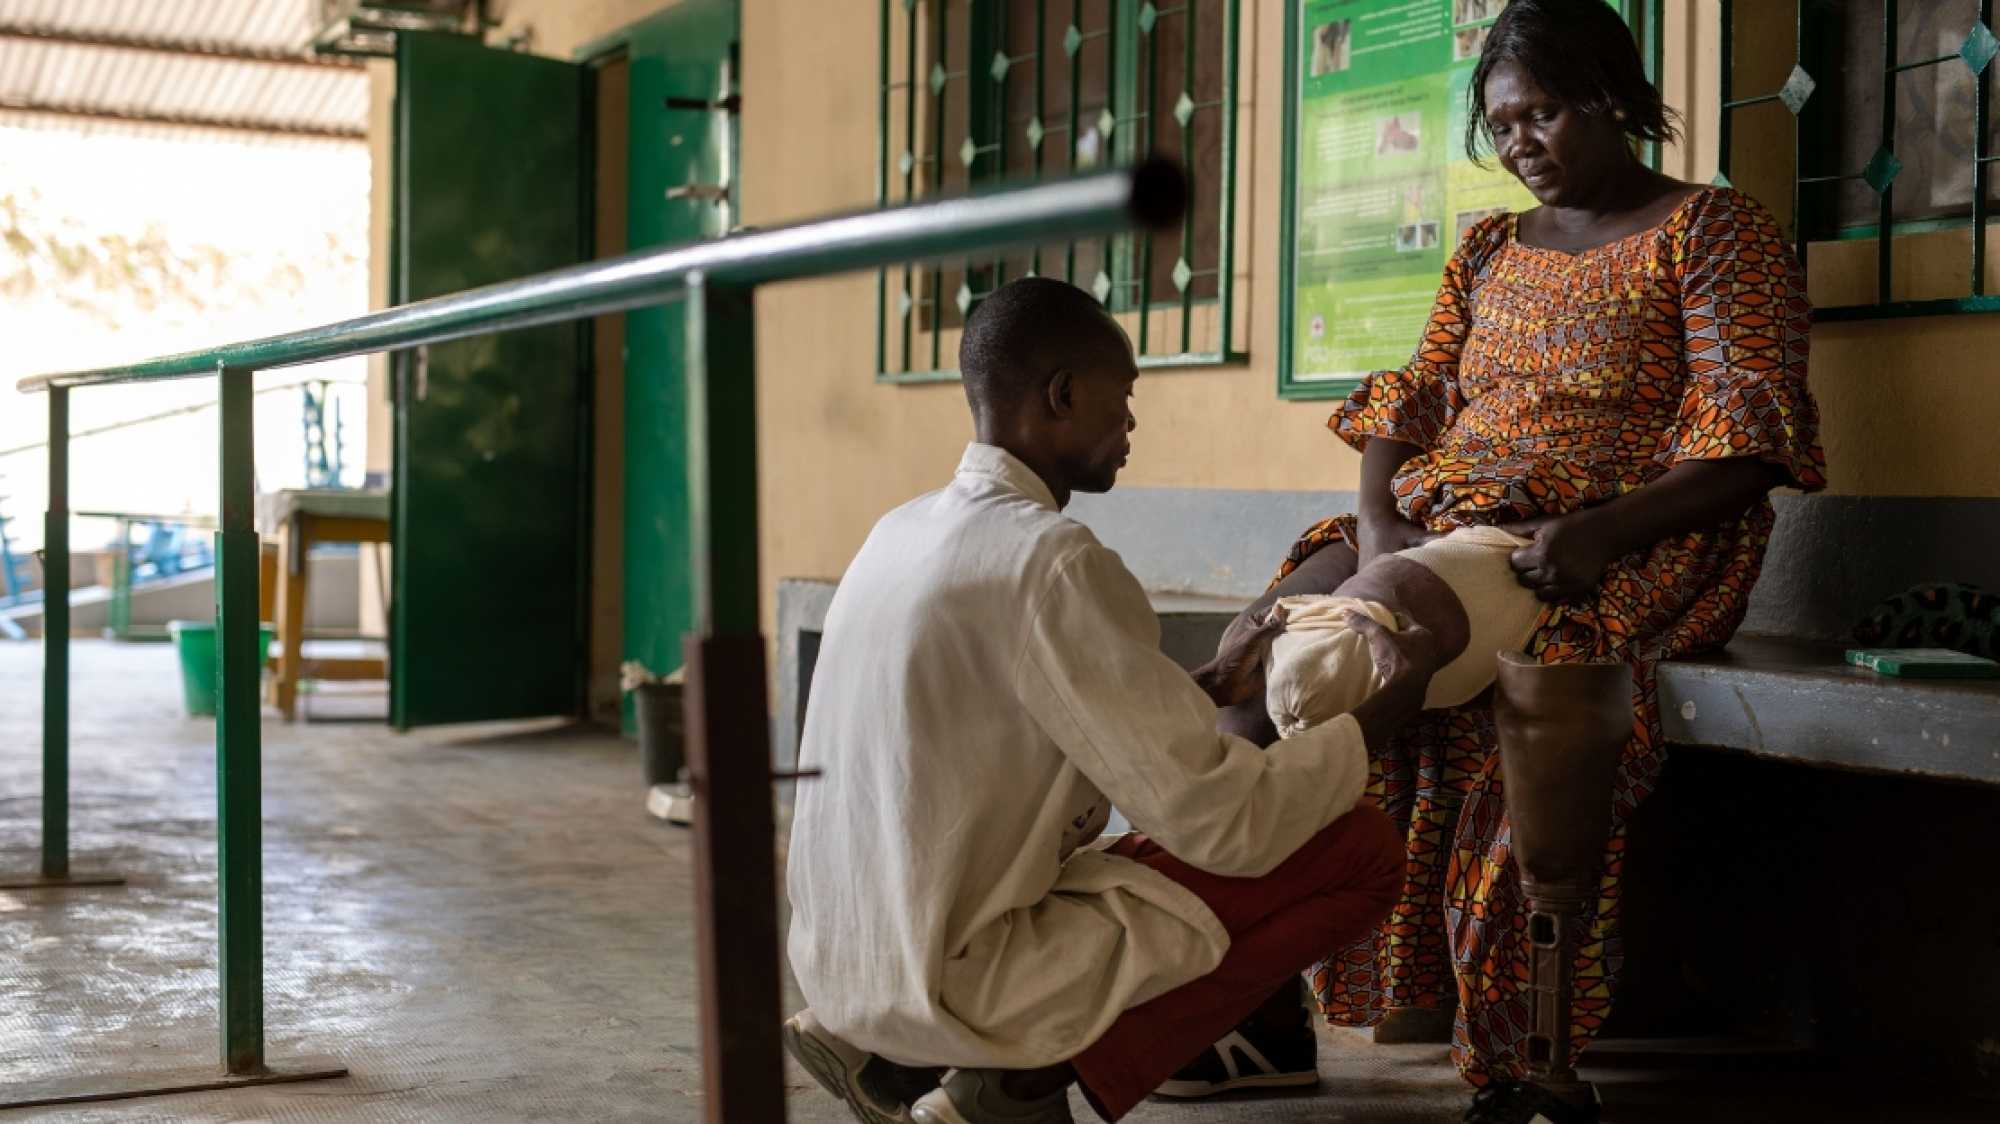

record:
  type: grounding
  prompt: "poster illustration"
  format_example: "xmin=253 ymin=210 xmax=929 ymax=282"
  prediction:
xmin=1282 ymin=0 xmax=1627 ymax=393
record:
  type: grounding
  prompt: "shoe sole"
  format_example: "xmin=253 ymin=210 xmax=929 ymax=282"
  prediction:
xmin=908 ymin=1095 xmax=973 ymax=1124
xmin=781 ymin=1019 xmax=912 ymax=1124
xmin=1152 ymin=1070 xmax=1321 ymax=1099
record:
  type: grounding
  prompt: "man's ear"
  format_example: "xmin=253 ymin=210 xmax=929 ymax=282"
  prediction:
xmin=1045 ymin=369 xmax=1075 ymax=419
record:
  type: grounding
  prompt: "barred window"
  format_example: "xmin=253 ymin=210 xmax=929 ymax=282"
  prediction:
xmin=877 ymin=0 xmax=1243 ymax=381
xmin=1719 ymin=0 xmax=2000 ymax=318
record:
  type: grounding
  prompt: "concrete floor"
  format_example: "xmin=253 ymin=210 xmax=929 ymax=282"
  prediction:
xmin=2 ymin=642 xmax=1991 ymax=1122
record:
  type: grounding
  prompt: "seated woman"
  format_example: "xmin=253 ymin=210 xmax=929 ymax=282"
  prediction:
xmin=1177 ymin=2 xmax=1829 ymax=1121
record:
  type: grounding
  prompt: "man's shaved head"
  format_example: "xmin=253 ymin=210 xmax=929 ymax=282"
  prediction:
xmin=960 ymin=277 xmax=1131 ymax=419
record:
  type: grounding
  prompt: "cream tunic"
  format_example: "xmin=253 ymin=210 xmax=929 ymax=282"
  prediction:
xmin=786 ymin=444 xmax=1370 ymax=1069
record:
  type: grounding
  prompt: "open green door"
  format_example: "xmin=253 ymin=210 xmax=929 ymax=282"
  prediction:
xmin=391 ymin=32 xmax=590 ymax=729
xmin=619 ymin=0 xmax=739 ymax=729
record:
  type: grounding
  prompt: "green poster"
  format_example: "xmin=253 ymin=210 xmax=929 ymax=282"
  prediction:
xmin=1280 ymin=0 xmax=1630 ymax=396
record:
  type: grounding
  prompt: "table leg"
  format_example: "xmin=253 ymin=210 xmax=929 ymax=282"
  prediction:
xmin=273 ymin=517 xmax=308 ymax=721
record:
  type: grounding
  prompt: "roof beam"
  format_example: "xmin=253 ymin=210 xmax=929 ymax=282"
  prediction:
xmin=0 ymin=99 xmax=365 ymax=142
xmin=0 ymin=23 xmax=365 ymax=71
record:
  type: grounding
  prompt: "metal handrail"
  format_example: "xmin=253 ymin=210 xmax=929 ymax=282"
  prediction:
xmin=16 ymin=161 xmax=1184 ymax=393
xmin=6 ymin=161 xmax=1186 ymax=1119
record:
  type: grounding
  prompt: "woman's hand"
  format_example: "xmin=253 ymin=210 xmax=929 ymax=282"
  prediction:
xmin=1500 ymin=510 xmax=1622 ymax=603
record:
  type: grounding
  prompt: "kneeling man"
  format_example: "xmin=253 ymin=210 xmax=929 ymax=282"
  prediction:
xmin=784 ymin=278 xmax=1443 ymax=1124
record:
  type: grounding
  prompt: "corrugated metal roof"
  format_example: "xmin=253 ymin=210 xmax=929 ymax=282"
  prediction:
xmin=0 ymin=0 xmax=369 ymax=146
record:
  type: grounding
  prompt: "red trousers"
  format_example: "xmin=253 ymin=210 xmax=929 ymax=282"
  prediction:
xmin=1070 ymin=805 xmax=1402 ymax=1120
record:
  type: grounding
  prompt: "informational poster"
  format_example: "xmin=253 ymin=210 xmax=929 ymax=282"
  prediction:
xmin=1279 ymin=0 xmax=1628 ymax=396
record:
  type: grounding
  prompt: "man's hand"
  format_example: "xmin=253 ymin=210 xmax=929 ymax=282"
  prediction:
xmin=1192 ymin=610 xmax=1286 ymax=708
xmin=1346 ymin=610 xmax=1443 ymax=752
xmin=1500 ymin=510 xmax=1621 ymax=603
xmin=1352 ymin=610 xmax=1440 ymax=700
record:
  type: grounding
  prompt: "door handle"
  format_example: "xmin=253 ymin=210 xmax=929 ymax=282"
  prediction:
xmin=666 ymin=183 xmax=731 ymax=204
xmin=663 ymin=94 xmax=740 ymax=113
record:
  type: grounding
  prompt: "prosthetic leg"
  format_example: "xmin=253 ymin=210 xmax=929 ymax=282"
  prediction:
xmin=1492 ymin=650 xmax=1633 ymax=1111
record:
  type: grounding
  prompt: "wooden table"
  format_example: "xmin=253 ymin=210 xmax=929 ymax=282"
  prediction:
xmin=259 ymin=490 xmax=389 ymax=720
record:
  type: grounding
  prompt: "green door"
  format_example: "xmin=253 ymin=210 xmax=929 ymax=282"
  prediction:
xmin=619 ymin=0 xmax=739 ymax=726
xmin=390 ymin=32 xmax=590 ymax=729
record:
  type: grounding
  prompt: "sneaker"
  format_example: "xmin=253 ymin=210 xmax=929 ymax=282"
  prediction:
xmin=645 ymin=781 xmax=694 ymax=826
xmin=1152 ymin=1017 xmax=1320 ymax=1098
xmin=782 ymin=1009 xmax=943 ymax=1124
xmin=910 ymin=1069 xmax=1074 ymax=1124
xmin=1463 ymin=1080 xmax=1602 ymax=1124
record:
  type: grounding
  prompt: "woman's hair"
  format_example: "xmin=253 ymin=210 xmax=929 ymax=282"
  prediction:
xmin=1464 ymin=0 xmax=1681 ymax=163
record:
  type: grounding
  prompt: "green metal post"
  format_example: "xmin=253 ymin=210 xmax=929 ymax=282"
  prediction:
xmin=878 ymin=0 xmax=891 ymax=377
xmin=1878 ymin=0 xmax=1896 ymax=302
xmin=1066 ymin=0 xmax=1082 ymax=283
xmin=681 ymin=273 xmax=784 ymax=1124
xmin=1977 ymin=0 xmax=1992 ymax=298
xmin=1178 ymin=0 xmax=1196 ymax=354
xmin=932 ymin=0 xmax=949 ymax=371
xmin=1032 ymin=0 xmax=1047 ymax=276
xmin=903 ymin=1 xmax=919 ymax=370
xmin=3 ymin=384 xmax=126 ymax=893
xmin=1138 ymin=2 xmax=1157 ymax=351
xmin=1105 ymin=0 xmax=1131 ymax=306
xmin=1217 ymin=0 xmax=1239 ymax=360
xmin=996 ymin=31 xmax=1010 ymax=291
xmin=215 ymin=365 xmax=265 ymax=1075
xmin=108 ymin=519 xmax=132 ymax=642
xmin=1793 ymin=0 xmax=1807 ymax=272
xmin=42 ymin=387 xmax=68 ymax=880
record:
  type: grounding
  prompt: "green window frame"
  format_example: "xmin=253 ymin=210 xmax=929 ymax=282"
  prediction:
xmin=1718 ymin=0 xmax=2000 ymax=320
xmin=875 ymin=0 xmax=1245 ymax=383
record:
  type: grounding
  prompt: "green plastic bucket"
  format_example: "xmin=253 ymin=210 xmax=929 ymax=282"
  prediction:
xmin=167 ymin=620 xmax=274 ymax=718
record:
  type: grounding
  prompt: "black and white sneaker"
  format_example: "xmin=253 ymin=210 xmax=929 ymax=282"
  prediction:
xmin=1462 ymin=1080 xmax=1603 ymax=1124
xmin=1152 ymin=1018 xmax=1320 ymax=1098
xmin=910 ymin=1069 xmax=1075 ymax=1124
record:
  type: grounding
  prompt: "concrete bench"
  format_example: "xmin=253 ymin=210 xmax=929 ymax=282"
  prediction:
xmin=1658 ymin=635 xmax=2000 ymax=787
xmin=777 ymin=582 xmax=2000 ymax=788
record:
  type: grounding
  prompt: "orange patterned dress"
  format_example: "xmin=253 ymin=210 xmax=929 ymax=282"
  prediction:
xmin=1274 ymin=187 xmax=1826 ymax=1083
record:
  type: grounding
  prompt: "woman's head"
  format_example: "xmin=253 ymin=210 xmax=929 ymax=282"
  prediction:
xmin=1465 ymin=0 xmax=1680 ymax=206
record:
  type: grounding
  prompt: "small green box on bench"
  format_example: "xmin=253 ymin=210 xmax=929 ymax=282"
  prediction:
xmin=1845 ymin=648 xmax=2000 ymax=678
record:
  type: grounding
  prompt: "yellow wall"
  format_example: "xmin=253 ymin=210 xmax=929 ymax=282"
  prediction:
xmin=733 ymin=0 xmax=1377 ymax=612
xmin=361 ymin=58 xmax=395 ymax=640
xmin=487 ymin=0 xmax=672 ymax=55
xmin=373 ymin=0 xmax=2000 ymax=650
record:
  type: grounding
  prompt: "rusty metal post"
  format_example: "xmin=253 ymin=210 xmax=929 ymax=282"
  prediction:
xmin=682 ymin=272 xmax=786 ymax=1123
